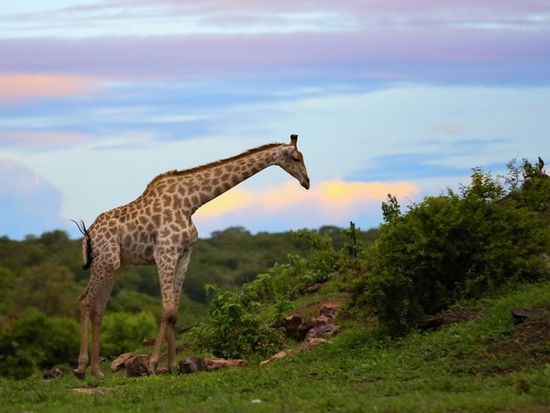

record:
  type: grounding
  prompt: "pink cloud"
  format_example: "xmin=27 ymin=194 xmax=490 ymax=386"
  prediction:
xmin=0 ymin=74 xmax=103 ymax=105
xmin=0 ymin=131 xmax=88 ymax=150
xmin=57 ymin=0 xmax=550 ymax=19
xmin=1 ymin=28 xmax=548 ymax=84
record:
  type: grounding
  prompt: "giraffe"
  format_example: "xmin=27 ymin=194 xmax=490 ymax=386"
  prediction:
xmin=72 ymin=134 xmax=310 ymax=379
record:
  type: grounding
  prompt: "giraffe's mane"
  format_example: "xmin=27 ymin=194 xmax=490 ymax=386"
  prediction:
xmin=142 ymin=142 xmax=283 ymax=195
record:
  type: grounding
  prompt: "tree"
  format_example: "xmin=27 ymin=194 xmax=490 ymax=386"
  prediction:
xmin=354 ymin=165 xmax=550 ymax=334
xmin=12 ymin=262 xmax=81 ymax=317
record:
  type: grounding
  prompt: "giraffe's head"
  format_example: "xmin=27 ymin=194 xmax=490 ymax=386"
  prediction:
xmin=277 ymin=134 xmax=310 ymax=190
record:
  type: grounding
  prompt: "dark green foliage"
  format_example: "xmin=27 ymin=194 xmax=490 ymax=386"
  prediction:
xmin=0 ymin=309 xmax=79 ymax=379
xmin=100 ymin=311 xmax=158 ymax=358
xmin=503 ymin=158 xmax=550 ymax=221
xmin=12 ymin=262 xmax=81 ymax=318
xmin=354 ymin=164 xmax=550 ymax=334
xmin=194 ymin=288 xmax=282 ymax=359
xmin=195 ymin=224 xmax=370 ymax=358
xmin=0 ymin=225 xmax=358 ymax=378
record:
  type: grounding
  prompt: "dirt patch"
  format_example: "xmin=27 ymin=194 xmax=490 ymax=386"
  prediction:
xmin=292 ymin=293 xmax=351 ymax=319
xmin=495 ymin=404 xmax=550 ymax=413
xmin=488 ymin=304 xmax=550 ymax=366
xmin=71 ymin=387 xmax=117 ymax=395
xmin=455 ymin=303 xmax=550 ymax=375
xmin=419 ymin=307 xmax=485 ymax=330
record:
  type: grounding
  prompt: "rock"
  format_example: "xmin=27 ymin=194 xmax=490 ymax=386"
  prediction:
xmin=155 ymin=366 xmax=170 ymax=375
xmin=511 ymin=307 xmax=536 ymax=324
xmin=125 ymin=355 xmax=150 ymax=377
xmin=43 ymin=368 xmax=64 ymax=379
xmin=178 ymin=356 xmax=247 ymax=374
xmin=309 ymin=315 xmax=330 ymax=326
xmin=259 ymin=350 xmax=295 ymax=366
xmin=282 ymin=314 xmax=309 ymax=340
xmin=179 ymin=356 xmax=207 ymax=374
xmin=142 ymin=338 xmax=156 ymax=346
xmin=111 ymin=352 xmax=134 ymax=372
xmin=300 ymin=283 xmax=323 ymax=294
xmin=300 ymin=337 xmax=328 ymax=350
xmin=205 ymin=357 xmax=248 ymax=370
xmin=306 ymin=323 xmax=340 ymax=339
xmin=320 ymin=301 xmax=343 ymax=319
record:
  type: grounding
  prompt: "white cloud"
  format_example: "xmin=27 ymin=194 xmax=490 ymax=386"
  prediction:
xmin=0 ymin=158 xmax=70 ymax=239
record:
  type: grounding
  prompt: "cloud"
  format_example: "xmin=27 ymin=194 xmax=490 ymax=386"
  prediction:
xmin=194 ymin=179 xmax=419 ymax=233
xmin=1 ymin=28 xmax=548 ymax=85
xmin=348 ymin=138 xmax=510 ymax=182
xmin=431 ymin=122 xmax=466 ymax=136
xmin=0 ymin=74 xmax=102 ymax=105
xmin=0 ymin=158 xmax=69 ymax=239
xmin=0 ymin=131 xmax=88 ymax=151
xmin=3 ymin=1 xmax=549 ymax=37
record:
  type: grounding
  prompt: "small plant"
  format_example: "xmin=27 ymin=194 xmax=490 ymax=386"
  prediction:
xmin=194 ymin=289 xmax=282 ymax=359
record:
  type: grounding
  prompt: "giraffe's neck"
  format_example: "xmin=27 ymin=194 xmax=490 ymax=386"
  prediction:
xmin=184 ymin=144 xmax=282 ymax=214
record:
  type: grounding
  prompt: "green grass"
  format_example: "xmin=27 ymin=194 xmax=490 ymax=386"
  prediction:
xmin=1 ymin=281 xmax=549 ymax=413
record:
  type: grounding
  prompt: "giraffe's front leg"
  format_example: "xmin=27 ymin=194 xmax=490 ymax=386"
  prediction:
xmin=149 ymin=247 xmax=193 ymax=373
xmin=149 ymin=251 xmax=179 ymax=374
xmin=167 ymin=248 xmax=193 ymax=371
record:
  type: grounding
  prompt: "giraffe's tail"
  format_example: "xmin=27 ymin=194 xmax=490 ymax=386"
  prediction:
xmin=70 ymin=219 xmax=93 ymax=271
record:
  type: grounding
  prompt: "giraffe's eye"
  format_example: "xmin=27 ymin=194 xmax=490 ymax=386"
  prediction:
xmin=292 ymin=156 xmax=300 ymax=162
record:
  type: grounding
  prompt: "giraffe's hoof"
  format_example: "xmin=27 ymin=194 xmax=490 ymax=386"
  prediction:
xmin=73 ymin=369 xmax=86 ymax=380
xmin=91 ymin=369 xmax=105 ymax=379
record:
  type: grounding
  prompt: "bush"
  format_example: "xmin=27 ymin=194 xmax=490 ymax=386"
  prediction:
xmin=0 ymin=309 xmax=79 ymax=379
xmin=194 ymin=289 xmax=282 ymax=359
xmin=101 ymin=311 xmax=158 ymax=358
xmin=354 ymin=166 xmax=550 ymax=334
xmin=195 ymin=224 xmax=369 ymax=358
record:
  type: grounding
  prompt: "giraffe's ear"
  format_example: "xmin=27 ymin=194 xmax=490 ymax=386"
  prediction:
xmin=282 ymin=145 xmax=294 ymax=155
xmin=290 ymin=134 xmax=298 ymax=147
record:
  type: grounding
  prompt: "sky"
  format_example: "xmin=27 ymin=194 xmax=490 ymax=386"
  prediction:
xmin=1 ymin=0 xmax=549 ymax=239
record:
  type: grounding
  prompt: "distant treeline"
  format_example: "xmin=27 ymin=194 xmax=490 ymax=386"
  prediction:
xmin=0 ymin=225 xmax=378 ymax=323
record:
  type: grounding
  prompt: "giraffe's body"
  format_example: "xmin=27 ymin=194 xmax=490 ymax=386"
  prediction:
xmin=74 ymin=136 xmax=309 ymax=378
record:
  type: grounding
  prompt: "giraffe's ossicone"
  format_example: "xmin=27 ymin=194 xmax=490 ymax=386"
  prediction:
xmin=73 ymin=134 xmax=310 ymax=379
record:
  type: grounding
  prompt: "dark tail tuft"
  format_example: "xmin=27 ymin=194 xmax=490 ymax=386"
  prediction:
xmin=70 ymin=219 xmax=93 ymax=270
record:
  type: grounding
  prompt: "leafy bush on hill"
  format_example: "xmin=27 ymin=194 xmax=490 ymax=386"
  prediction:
xmin=353 ymin=161 xmax=550 ymax=334
xmin=194 ymin=228 xmax=365 ymax=358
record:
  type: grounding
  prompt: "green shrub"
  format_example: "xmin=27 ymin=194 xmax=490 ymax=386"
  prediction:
xmin=195 ymin=224 xmax=369 ymax=358
xmin=354 ymin=166 xmax=550 ymax=334
xmin=0 ymin=309 xmax=79 ymax=379
xmin=101 ymin=311 xmax=158 ymax=358
xmin=503 ymin=157 xmax=550 ymax=222
xmin=193 ymin=289 xmax=282 ymax=359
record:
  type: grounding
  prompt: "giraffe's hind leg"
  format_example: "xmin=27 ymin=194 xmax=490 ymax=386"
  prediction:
xmin=73 ymin=292 xmax=91 ymax=379
xmin=89 ymin=273 xmax=116 ymax=379
xmin=74 ymin=251 xmax=119 ymax=379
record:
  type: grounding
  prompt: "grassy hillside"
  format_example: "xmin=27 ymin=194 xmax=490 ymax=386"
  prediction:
xmin=1 ymin=158 xmax=549 ymax=412
xmin=1 ymin=280 xmax=548 ymax=413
